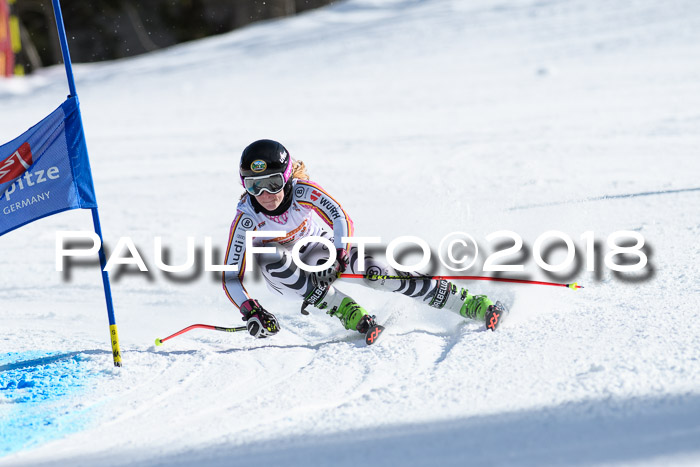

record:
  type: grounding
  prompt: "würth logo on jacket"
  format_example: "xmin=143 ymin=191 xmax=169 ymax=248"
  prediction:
xmin=0 ymin=143 xmax=33 ymax=184
xmin=319 ymin=197 xmax=341 ymax=220
xmin=310 ymin=190 xmax=322 ymax=201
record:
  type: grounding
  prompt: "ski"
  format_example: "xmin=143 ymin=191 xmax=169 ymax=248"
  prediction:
xmin=365 ymin=324 xmax=385 ymax=345
xmin=485 ymin=301 xmax=508 ymax=331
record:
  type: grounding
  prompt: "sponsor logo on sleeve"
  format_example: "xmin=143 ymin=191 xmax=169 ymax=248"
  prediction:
xmin=319 ymin=197 xmax=341 ymax=220
xmin=310 ymin=190 xmax=321 ymax=202
xmin=241 ymin=217 xmax=254 ymax=229
xmin=231 ymin=236 xmax=245 ymax=264
xmin=295 ymin=186 xmax=306 ymax=198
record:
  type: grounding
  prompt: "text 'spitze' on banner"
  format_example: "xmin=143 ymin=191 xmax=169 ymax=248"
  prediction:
xmin=0 ymin=96 xmax=96 ymax=236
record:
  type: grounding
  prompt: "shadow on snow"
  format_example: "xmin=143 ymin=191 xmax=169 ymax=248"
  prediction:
xmin=32 ymin=392 xmax=700 ymax=467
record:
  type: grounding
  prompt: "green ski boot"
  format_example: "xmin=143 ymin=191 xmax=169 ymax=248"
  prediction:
xmin=436 ymin=281 xmax=506 ymax=331
xmin=303 ymin=285 xmax=372 ymax=333
xmin=329 ymin=297 xmax=371 ymax=332
xmin=459 ymin=294 xmax=493 ymax=321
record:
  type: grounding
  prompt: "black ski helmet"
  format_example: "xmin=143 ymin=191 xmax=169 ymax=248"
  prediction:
xmin=239 ymin=139 xmax=292 ymax=184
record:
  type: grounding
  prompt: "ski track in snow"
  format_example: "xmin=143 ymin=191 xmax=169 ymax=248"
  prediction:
xmin=2 ymin=0 xmax=700 ymax=465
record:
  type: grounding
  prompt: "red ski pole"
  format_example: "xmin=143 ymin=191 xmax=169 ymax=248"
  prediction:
xmin=155 ymin=324 xmax=247 ymax=346
xmin=340 ymin=273 xmax=583 ymax=289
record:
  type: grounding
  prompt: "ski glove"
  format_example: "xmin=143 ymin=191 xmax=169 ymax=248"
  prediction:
xmin=312 ymin=248 xmax=349 ymax=288
xmin=240 ymin=299 xmax=279 ymax=338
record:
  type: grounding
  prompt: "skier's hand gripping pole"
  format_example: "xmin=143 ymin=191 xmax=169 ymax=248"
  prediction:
xmin=240 ymin=299 xmax=280 ymax=338
xmin=154 ymin=300 xmax=280 ymax=346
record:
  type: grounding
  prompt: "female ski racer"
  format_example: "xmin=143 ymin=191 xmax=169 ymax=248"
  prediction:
xmin=223 ymin=139 xmax=506 ymax=339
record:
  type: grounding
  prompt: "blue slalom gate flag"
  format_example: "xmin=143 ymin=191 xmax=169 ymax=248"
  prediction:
xmin=0 ymin=96 xmax=97 ymax=236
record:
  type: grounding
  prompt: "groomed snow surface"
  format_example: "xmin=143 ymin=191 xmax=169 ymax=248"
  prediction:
xmin=2 ymin=0 xmax=700 ymax=465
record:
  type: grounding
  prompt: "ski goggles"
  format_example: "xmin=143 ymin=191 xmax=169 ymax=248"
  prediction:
xmin=243 ymin=173 xmax=286 ymax=196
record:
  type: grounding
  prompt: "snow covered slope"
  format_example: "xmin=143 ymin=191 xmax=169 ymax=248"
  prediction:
xmin=2 ymin=0 xmax=700 ymax=465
